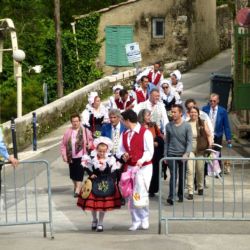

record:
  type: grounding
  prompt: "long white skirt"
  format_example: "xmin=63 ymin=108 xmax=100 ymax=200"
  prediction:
xmin=127 ymin=164 xmax=152 ymax=224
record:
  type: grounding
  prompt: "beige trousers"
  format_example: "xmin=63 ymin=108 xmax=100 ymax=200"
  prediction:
xmin=187 ymin=152 xmax=204 ymax=194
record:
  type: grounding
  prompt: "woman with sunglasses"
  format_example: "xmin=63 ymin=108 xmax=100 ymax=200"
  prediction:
xmin=160 ymin=80 xmax=182 ymax=121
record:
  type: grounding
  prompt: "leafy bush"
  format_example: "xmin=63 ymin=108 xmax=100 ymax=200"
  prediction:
xmin=0 ymin=1 xmax=125 ymax=123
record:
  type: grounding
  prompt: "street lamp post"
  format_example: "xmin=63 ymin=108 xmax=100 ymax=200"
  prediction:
xmin=0 ymin=18 xmax=25 ymax=118
xmin=13 ymin=49 xmax=25 ymax=118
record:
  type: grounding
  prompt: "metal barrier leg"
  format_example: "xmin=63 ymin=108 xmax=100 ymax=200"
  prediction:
xmin=0 ymin=197 xmax=3 ymax=213
xmin=165 ymin=218 xmax=168 ymax=235
xmin=43 ymin=223 xmax=47 ymax=238
xmin=158 ymin=218 xmax=162 ymax=234
xmin=49 ymin=222 xmax=55 ymax=239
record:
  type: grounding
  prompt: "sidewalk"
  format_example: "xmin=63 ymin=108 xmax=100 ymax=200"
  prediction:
xmin=17 ymin=122 xmax=70 ymax=161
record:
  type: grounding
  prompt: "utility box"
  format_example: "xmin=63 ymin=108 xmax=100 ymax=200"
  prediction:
xmin=210 ymin=73 xmax=233 ymax=110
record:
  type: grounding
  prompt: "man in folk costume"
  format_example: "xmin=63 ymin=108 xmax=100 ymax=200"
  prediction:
xmin=134 ymin=88 xmax=169 ymax=134
xmin=117 ymin=109 xmax=154 ymax=231
xmin=147 ymin=61 xmax=163 ymax=88
xmin=115 ymin=89 xmax=137 ymax=112
xmin=134 ymin=76 xmax=150 ymax=104
xmin=61 ymin=113 xmax=93 ymax=197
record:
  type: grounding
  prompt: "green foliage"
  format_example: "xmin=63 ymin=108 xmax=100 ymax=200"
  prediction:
xmin=217 ymin=0 xmax=229 ymax=6
xmin=60 ymin=12 xmax=103 ymax=94
xmin=0 ymin=1 xmax=125 ymax=123
xmin=216 ymin=0 xmax=237 ymax=17
xmin=243 ymin=54 xmax=250 ymax=67
xmin=60 ymin=0 xmax=126 ymax=28
xmin=0 ymin=76 xmax=17 ymax=120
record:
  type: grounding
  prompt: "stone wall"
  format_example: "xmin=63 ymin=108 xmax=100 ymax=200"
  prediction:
xmin=75 ymin=0 xmax=218 ymax=75
xmin=187 ymin=0 xmax=219 ymax=67
xmin=216 ymin=5 xmax=232 ymax=51
xmin=2 ymin=70 xmax=136 ymax=151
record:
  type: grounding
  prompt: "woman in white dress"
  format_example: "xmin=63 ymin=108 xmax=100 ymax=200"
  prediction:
xmin=169 ymin=70 xmax=183 ymax=95
xmin=81 ymin=92 xmax=109 ymax=138
xmin=108 ymin=84 xmax=123 ymax=110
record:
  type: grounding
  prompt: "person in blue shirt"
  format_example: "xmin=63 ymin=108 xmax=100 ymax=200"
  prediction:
xmin=202 ymin=93 xmax=232 ymax=174
xmin=202 ymin=93 xmax=232 ymax=148
xmin=0 ymin=128 xmax=18 ymax=167
xmin=0 ymin=127 xmax=19 ymax=194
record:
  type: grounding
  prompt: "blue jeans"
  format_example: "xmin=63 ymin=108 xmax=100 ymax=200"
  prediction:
xmin=168 ymin=157 xmax=186 ymax=200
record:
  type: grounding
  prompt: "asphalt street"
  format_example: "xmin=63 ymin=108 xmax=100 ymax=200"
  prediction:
xmin=1 ymin=49 xmax=250 ymax=250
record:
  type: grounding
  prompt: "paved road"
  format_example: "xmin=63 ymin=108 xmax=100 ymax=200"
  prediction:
xmin=1 ymin=49 xmax=250 ymax=250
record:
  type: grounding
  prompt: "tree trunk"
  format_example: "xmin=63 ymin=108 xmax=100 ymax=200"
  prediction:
xmin=54 ymin=0 xmax=63 ymax=98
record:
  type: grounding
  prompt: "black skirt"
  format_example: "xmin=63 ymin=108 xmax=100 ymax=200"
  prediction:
xmin=69 ymin=157 xmax=84 ymax=181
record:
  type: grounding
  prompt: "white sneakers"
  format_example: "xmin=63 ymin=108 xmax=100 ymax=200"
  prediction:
xmin=128 ymin=220 xmax=149 ymax=231
xmin=128 ymin=222 xmax=141 ymax=231
xmin=141 ymin=220 xmax=149 ymax=230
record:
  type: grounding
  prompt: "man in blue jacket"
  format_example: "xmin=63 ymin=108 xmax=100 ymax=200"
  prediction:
xmin=101 ymin=109 xmax=126 ymax=155
xmin=202 ymin=93 xmax=232 ymax=149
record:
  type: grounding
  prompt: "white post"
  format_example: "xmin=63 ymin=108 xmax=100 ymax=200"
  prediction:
xmin=70 ymin=21 xmax=79 ymax=61
xmin=16 ymin=62 xmax=22 ymax=118
xmin=0 ymin=19 xmax=25 ymax=118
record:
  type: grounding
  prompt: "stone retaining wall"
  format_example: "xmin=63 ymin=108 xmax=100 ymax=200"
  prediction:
xmin=2 ymin=70 xmax=135 ymax=151
xmin=217 ymin=5 xmax=232 ymax=50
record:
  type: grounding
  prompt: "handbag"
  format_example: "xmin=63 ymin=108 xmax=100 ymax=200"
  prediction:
xmin=119 ymin=169 xmax=134 ymax=198
xmin=196 ymin=119 xmax=209 ymax=153
xmin=92 ymin=174 xmax=115 ymax=197
xmin=81 ymin=179 xmax=92 ymax=199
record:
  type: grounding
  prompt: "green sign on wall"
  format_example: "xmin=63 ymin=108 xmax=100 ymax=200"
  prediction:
xmin=234 ymin=26 xmax=250 ymax=110
xmin=105 ymin=25 xmax=134 ymax=66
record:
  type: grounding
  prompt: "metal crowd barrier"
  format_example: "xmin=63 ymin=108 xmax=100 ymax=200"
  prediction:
xmin=158 ymin=156 xmax=250 ymax=234
xmin=0 ymin=160 xmax=54 ymax=239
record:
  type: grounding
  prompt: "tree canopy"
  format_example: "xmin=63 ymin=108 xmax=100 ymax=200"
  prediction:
xmin=0 ymin=0 xmax=125 ymax=122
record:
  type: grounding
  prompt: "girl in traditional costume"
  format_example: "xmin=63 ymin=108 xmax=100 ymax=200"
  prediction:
xmin=77 ymin=137 xmax=121 ymax=232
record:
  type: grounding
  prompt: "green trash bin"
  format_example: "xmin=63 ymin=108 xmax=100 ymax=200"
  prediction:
xmin=210 ymin=73 xmax=233 ymax=110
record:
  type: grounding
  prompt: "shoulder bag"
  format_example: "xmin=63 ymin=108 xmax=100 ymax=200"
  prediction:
xmin=196 ymin=119 xmax=209 ymax=153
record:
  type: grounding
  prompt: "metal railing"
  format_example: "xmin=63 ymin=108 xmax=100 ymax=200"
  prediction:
xmin=0 ymin=160 xmax=54 ymax=238
xmin=158 ymin=156 xmax=250 ymax=234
